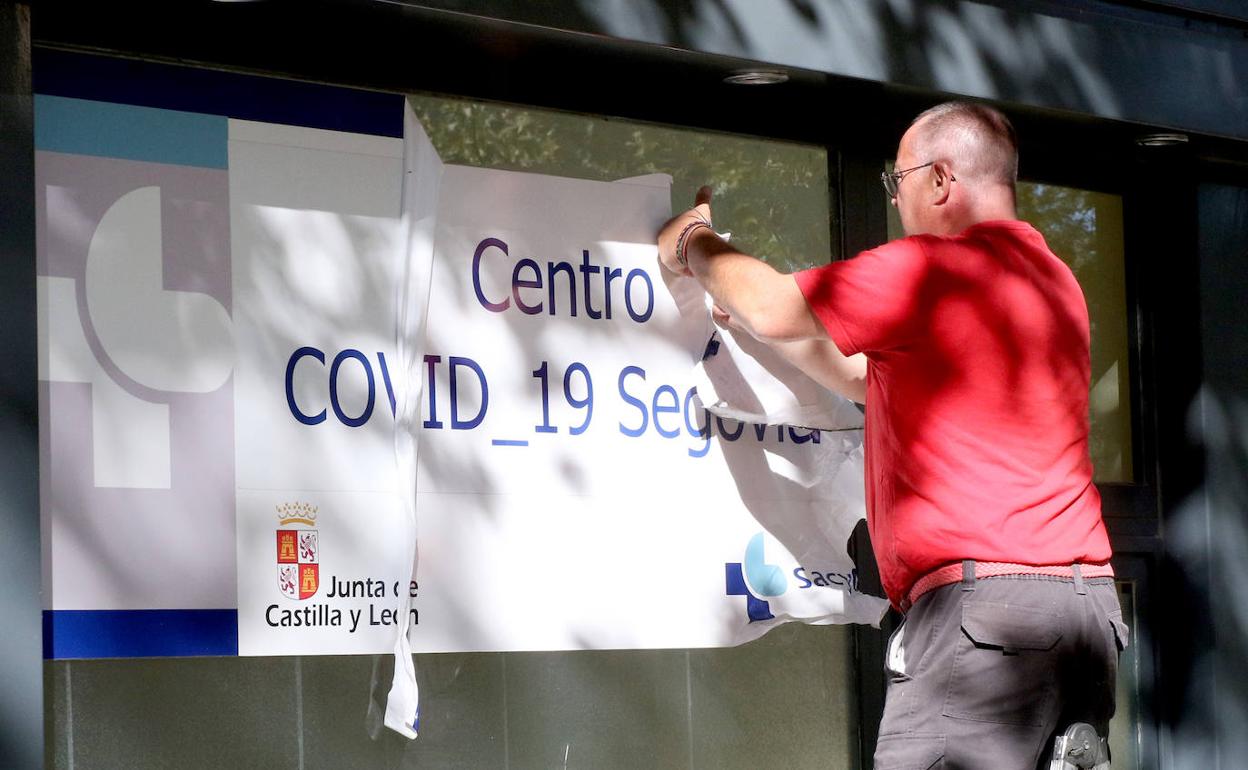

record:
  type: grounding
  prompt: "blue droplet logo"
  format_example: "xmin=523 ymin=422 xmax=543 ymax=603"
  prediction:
xmin=743 ymin=533 xmax=787 ymax=597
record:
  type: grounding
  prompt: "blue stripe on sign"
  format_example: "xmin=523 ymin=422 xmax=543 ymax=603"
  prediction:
xmin=34 ymin=95 xmax=228 ymax=168
xmin=44 ymin=609 xmax=239 ymax=659
xmin=33 ymin=48 xmax=404 ymax=138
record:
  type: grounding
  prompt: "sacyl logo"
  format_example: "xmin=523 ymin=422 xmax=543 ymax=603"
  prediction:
xmin=725 ymin=533 xmax=786 ymax=623
xmin=726 ymin=532 xmax=862 ymax=623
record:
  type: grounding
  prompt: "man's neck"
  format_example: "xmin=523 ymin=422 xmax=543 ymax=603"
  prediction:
xmin=940 ymin=196 xmax=1018 ymax=236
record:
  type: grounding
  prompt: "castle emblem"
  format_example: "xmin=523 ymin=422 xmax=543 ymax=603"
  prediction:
xmin=276 ymin=502 xmax=319 ymax=600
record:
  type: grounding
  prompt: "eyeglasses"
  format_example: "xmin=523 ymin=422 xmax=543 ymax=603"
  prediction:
xmin=880 ymin=161 xmax=934 ymax=198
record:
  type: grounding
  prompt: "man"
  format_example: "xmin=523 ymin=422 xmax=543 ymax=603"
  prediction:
xmin=658 ymin=102 xmax=1126 ymax=769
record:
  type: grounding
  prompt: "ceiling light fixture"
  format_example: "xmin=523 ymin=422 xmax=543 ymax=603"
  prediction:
xmin=723 ymin=69 xmax=789 ymax=86
xmin=1136 ymin=132 xmax=1189 ymax=147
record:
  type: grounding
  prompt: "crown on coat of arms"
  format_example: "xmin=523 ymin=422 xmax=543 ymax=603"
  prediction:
xmin=276 ymin=502 xmax=318 ymax=526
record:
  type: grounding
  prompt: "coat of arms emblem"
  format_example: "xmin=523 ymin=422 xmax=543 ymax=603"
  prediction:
xmin=276 ymin=502 xmax=319 ymax=600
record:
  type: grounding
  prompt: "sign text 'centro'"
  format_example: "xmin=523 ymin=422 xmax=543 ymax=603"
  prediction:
xmin=472 ymin=237 xmax=655 ymax=322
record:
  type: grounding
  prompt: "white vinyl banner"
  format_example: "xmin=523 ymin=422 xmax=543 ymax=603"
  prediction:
xmin=39 ymin=92 xmax=886 ymax=667
xmin=230 ymin=117 xmax=415 ymax=656
xmin=404 ymin=159 xmax=885 ymax=653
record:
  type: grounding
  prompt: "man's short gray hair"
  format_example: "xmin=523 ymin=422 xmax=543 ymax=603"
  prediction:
xmin=910 ymin=101 xmax=1018 ymax=187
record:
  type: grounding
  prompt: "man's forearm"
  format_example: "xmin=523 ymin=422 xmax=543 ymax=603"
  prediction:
xmin=684 ymin=229 xmax=823 ymax=343
xmin=659 ymin=192 xmax=866 ymax=403
xmin=766 ymin=338 xmax=868 ymax=405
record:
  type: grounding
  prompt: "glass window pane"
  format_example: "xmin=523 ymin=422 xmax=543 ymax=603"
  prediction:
xmin=1017 ymin=184 xmax=1133 ymax=483
xmin=408 ymin=94 xmax=837 ymax=271
xmin=885 ymin=178 xmax=1134 ymax=482
xmin=42 ymin=90 xmax=856 ymax=770
xmin=404 ymin=92 xmax=856 ymax=769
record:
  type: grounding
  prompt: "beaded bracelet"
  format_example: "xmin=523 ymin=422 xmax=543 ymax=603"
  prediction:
xmin=675 ymin=218 xmax=713 ymax=268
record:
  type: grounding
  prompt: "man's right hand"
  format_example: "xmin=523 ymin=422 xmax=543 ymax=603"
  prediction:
xmin=657 ymin=186 xmax=715 ymax=276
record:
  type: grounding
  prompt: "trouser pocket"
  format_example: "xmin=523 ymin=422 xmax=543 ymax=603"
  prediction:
xmin=941 ymin=600 xmax=1063 ymax=726
xmin=874 ymin=733 xmax=945 ymax=770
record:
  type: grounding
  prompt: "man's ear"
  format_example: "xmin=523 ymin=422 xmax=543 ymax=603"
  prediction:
xmin=930 ymin=161 xmax=954 ymax=206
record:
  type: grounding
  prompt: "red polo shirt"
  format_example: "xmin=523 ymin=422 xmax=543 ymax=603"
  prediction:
xmin=795 ymin=220 xmax=1111 ymax=608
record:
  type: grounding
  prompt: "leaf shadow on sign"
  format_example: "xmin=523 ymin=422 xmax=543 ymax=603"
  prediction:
xmin=237 ymin=205 xmax=413 ymax=571
xmin=712 ymin=415 xmax=867 ymax=587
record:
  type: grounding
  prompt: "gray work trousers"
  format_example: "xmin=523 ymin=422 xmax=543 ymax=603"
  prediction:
xmin=873 ymin=568 xmax=1128 ymax=770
